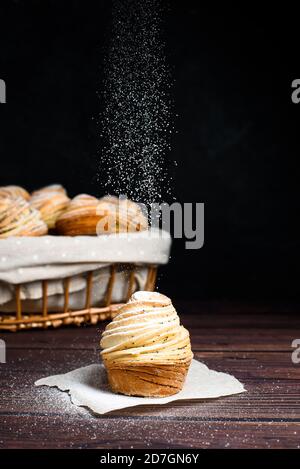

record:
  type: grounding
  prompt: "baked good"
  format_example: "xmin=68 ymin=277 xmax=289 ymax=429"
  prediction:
xmin=30 ymin=184 xmax=70 ymax=229
xmin=55 ymin=194 xmax=101 ymax=235
xmin=56 ymin=194 xmax=148 ymax=236
xmin=0 ymin=185 xmax=30 ymax=200
xmin=97 ymin=195 xmax=148 ymax=234
xmin=0 ymin=196 xmax=48 ymax=238
xmin=100 ymin=291 xmax=193 ymax=397
xmin=0 ymin=184 xmax=148 ymax=237
xmin=31 ymin=184 xmax=66 ymax=196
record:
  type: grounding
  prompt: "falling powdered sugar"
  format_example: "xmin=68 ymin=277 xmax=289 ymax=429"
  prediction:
xmin=97 ymin=0 xmax=174 ymax=204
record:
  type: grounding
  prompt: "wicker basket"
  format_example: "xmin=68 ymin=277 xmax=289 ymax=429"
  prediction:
xmin=0 ymin=264 xmax=157 ymax=332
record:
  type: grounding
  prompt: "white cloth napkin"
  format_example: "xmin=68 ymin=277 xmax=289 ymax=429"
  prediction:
xmin=0 ymin=229 xmax=171 ymax=281
xmin=35 ymin=359 xmax=245 ymax=414
xmin=0 ymin=229 xmax=171 ymax=311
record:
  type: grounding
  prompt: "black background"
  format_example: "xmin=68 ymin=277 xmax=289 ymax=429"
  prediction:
xmin=0 ymin=0 xmax=299 ymax=301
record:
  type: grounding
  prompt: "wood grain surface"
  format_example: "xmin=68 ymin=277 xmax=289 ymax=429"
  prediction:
xmin=0 ymin=303 xmax=299 ymax=449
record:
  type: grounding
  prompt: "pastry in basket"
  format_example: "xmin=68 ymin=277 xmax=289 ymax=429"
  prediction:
xmin=0 ymin=196 xmax=48 ymax=238
xmin=30 ymin=184 xmax=70 ymax=229
xmin=0 ymin=185 xmax=30 ymax=200
xmin=31 ymin=184 xmax=67 ymax=196
xmin=100 ymin=291 xmax=193 ymax=397
xmin=55 ymin=194 xmax=101 ymax=235
xmin=97 ymin=195 xmax=148 ymax=234
xmin=56 ymin=194 xmax=148 ymax=236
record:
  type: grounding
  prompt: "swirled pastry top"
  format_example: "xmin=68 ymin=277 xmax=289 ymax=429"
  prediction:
xmin=0 ymin=196 xmax=48 ymax=238
xmin=30 ymin=184 xmax=70 ymax=229
xmin=31 ymin=184 xmax=66 ymax=197
xmin=100 ymin=291 xmax=193 ymax=366
xmin=0 ymin=185 xmax=30 ymax=201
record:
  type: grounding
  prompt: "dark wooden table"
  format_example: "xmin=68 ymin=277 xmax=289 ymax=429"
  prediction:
xmin=1 ymin=302 xmax=300 ymax=449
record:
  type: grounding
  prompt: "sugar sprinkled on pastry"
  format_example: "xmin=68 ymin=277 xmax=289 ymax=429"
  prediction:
xmin=100 ymin=291 xmax=193 ymax=397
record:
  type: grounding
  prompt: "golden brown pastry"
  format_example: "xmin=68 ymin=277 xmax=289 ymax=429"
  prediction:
xmin=0 ymin=185 xmax=30 ymax=201
xmin=56 ymin=194 xmax=148 ymax=236
xmin=97 ymin=195 xmax=148 ymax=234
xmin=55 ymin=194 xmax=101 ymax=235
xmin=31 ymin=184 xmax=67 ymax=196
xmin=100 ymin=291 xmax=193 ymax=397
xmin=0 ymin=196 xmax=48 ymax=238
xmin=30 ymin=184 xmax=70 ymax=229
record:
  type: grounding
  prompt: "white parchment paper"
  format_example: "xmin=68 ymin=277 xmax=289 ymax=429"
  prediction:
xmin=35 ymin=360 xmax=245 ymax=414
